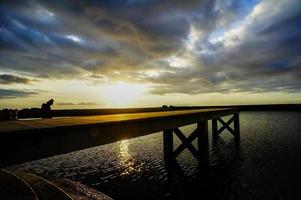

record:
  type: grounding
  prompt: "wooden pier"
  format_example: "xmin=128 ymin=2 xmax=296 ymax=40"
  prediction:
xmin=0 ymin=108 xmax=240 ymax=167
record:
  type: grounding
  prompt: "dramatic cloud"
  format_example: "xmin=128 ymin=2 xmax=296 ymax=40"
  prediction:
xmin=0 ymin=0 xmax=300 ymax=99
xmin=0 ymin=74 xmax=32 ymax=84
xmin=0 ymin=88 xmax=38 ymax=98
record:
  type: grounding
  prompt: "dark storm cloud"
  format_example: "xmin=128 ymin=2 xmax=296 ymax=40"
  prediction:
xmin=0 ymin=88 xmax=38 ymax=98
xmin=0 ymin=74 xmax=32 ymax=84
xmin=0 ymin=0 xmax=301 ymax=95
xmin=195 ymin=0 xmax=301 ymax=94
xmin=147 ymin=0 xmax=301 ymax=95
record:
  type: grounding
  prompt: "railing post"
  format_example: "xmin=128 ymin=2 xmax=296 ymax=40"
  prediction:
xmin=163 ymin=130 xmax=174 ymax=164
xmin=234 ymin=113 xmax=240 ymax=142
xmin=197 ymin=121 xmax=209 ymax=168
xmin=212 ymin=119 xmax=218 ymax=143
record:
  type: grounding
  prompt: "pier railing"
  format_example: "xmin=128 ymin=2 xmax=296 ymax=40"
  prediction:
xmin=0 ymin=108 xmax=240 ymax=167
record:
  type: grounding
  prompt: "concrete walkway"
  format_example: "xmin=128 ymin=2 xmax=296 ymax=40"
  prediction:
xmin=0 ymin=170 xmax=113 ymax=200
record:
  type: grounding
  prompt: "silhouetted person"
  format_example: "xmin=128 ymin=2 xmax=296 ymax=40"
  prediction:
xmin=41 ymin=99 xmax=54 ymax=118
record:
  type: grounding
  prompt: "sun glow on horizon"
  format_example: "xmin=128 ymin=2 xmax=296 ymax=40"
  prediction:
xmin=102 ymin=82 xmax=147 ymax=107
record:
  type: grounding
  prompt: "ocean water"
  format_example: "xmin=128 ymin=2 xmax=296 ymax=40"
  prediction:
xmin=8 ymin=111 xmax=301 ymax=200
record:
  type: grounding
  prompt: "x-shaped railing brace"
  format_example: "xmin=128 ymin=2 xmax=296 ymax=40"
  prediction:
xmin=163 ymin=113 xmax=240 ymax=170
xmin=163 ymin=121 xmax=209 ymax=166
xmin=212 ymin=113 xmax=240 ymax=143
xmin=173 ymin=128 xmax=199 ymax=158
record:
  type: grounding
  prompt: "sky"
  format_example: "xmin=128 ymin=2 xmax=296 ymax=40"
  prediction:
xmin=0 ymin=0 xmax=301 ymax=109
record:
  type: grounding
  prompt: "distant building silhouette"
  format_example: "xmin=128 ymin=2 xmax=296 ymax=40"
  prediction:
xmin=41 ymin=99 xmax=54 ymax=118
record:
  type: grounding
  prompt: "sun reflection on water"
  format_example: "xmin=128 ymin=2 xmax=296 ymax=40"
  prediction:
xmin=119 ymin=139 xmax=145 ymax=176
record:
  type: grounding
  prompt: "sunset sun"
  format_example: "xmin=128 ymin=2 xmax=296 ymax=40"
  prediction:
xmin=102 ymin=82 xmax=147 ymax=107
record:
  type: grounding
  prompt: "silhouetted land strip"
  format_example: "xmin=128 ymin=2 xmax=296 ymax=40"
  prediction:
xmin=7 ymin=103 xmax=300 ymax=119
xmin=0 ymin=108 xmax=238 ymax=167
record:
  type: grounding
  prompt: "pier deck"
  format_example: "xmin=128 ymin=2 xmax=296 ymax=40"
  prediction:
xmin=0 ymin=108 xmax=239 ymax=167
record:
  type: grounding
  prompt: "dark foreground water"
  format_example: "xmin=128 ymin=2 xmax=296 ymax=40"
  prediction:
xmin=8 ymin=111 xmax=301 ymax=200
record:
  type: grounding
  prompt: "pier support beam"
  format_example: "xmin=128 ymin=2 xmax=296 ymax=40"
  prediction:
xmin=197 ymin=121 xmax=209 ymax=167
xmin=212 ymin=119 xmax=218 ymax=143
xmin=234 ymin=113 xmax=240 ymax=142
xmin=163 ymin=120 xmax=209 ymax=167
xmin=212 ymin=113 xmax=240 ymax=143
xmin=163 ymin=130 xmax=174 ymax=164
